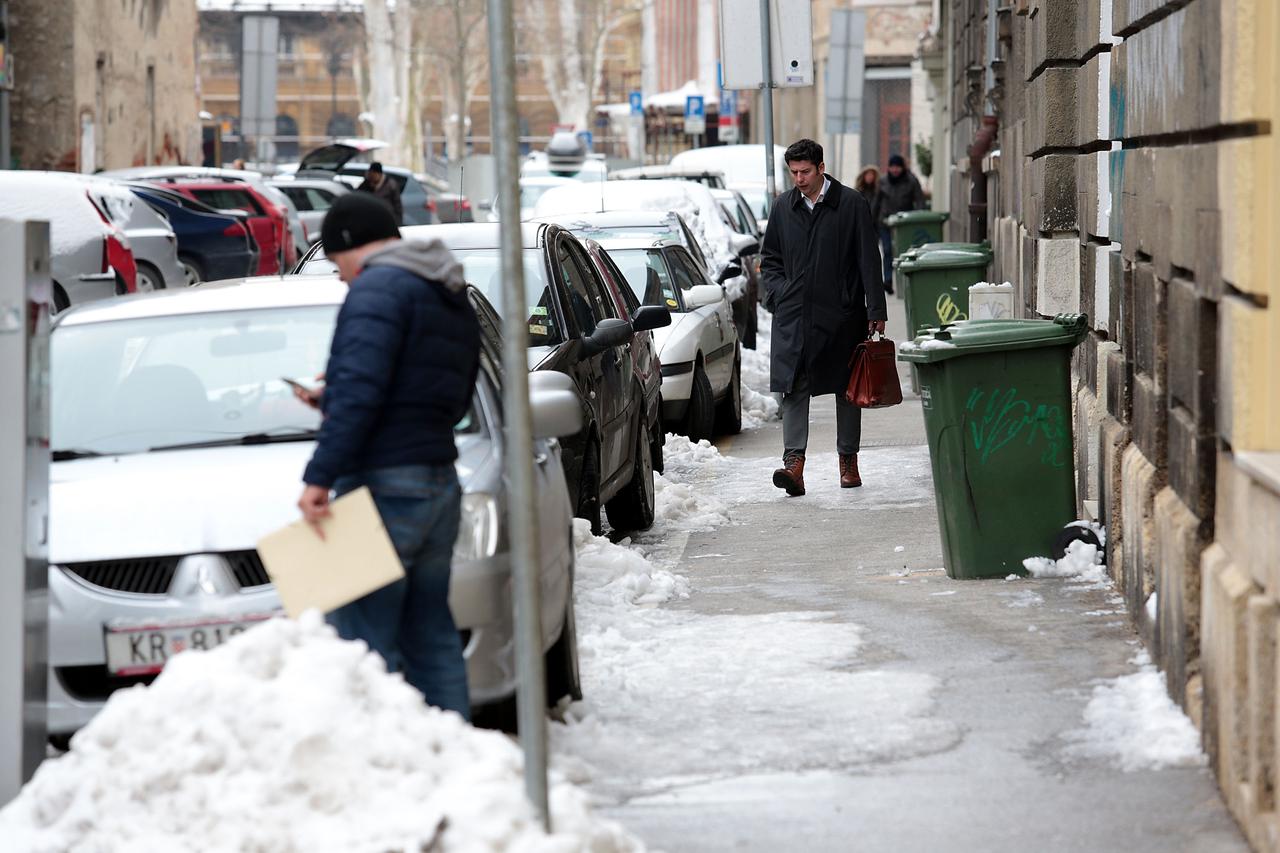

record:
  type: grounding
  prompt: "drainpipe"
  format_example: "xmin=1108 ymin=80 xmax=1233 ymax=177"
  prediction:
xmin=967 ymin=0 xmax=999 ymax=241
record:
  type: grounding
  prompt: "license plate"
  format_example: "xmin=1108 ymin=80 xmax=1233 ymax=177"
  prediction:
xmin=104 ymin=613 xmax=276 ymax=676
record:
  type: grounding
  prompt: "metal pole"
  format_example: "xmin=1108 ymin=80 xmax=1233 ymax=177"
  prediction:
xmin=1 ymin=0 xmax=10 ymax=170
xmin=758 ymin=0 xmax=776 ymax=198
xmin=485 ymin=0 xmax=549 ymax=829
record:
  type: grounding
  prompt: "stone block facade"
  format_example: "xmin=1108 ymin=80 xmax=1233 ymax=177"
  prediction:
xmin=935 ymin=0 xmax=1280 ymax=844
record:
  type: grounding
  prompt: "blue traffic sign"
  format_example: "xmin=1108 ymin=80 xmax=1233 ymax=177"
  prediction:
xmin=719 ymin=89 xmax=737 ymax=119
xmin=685 ymin=95 xmax=705 ymax=119
xmin=629 ymin=91 xmax=643 ymax=115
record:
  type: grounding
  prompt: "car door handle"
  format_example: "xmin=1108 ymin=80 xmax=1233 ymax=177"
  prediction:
xmin=534 ymin=450 xmax=549 ymax=465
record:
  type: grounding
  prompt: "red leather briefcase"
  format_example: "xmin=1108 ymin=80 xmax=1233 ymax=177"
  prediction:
xmin=845 ymin=335 xmax=904 ymax=409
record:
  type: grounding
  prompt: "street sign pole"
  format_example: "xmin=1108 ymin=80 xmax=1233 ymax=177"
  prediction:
xmin=759 ymin=0 xmax=777 ymax=199
xmin=485 ymin=0 xmax=549 ymax=830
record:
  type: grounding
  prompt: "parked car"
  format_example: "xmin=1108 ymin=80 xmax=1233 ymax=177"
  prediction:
xmin=144 ymin=179 xmax=287 ymax=276
xmin=596 ymin=236 xmax=741 ymax=440
xmin=0 ymin=171 xmax=137 ymax=311
xmin=127 ymin=184 xmax=257 ymax=286
xmin=294 ymin=222 xmax=666 ymax=534
xmin=104 ymin=166 xmax=306 ymax=264
xmin=44 ymin=276 xmax=585 ymax=739
xmin=670 ymin=145 xmax=791 ymax=228
xmin=579 ymin=238 xmax=669 ymax=472
xmin=269 ymin=178 xmax=350 ymax=246
xmin=712 ymin=187 xmax=763 ymax=349
xmin=489 ymin=176 xmax=577 ymax=222
xmin=84 ymin=180 xmax=185 ymax=292
xmin=609 ymin=164 xmax=727 ymax=189
xmin=293 ymin=141 xmax=436 ymax=226
xmin=537 ymin=209 xmax=711 ymax=276
xmin=520 ymin=131 xmax=607 ymax=183
xmin=728 ymin=181 xmax=774 ymax=229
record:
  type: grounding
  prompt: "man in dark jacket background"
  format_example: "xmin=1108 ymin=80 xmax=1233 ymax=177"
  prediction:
xmin=876 ymin=154 xmax=927 ymax=292
xmin=356 ymin=161 xmax=404 ymax=225
xmin=761 ymin=139 xmax=886 ymax=497
xmin=297 ymin=192 xmax=479 ymax=718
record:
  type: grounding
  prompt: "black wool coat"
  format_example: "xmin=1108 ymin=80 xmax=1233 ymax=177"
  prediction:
xmin=760 ymin=177 xmax=886 ymax=396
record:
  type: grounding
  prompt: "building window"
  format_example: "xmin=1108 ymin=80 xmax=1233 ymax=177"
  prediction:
xmin=326 ymin=113 xmax=357 ymax=138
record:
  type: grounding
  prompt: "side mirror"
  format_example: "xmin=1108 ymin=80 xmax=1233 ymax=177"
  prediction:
xmin=737 ymin=239 xmax=760 ymax=257
xmin=530 ymin=389 xmax=584 ymax=439
xmin=685 ymin=283 xmax=725 ymax=309
xmin=729 ymin=233 xmax=759 ymax=257
xmin=631 ymin=304 xmax=671 ymax=332
xmin=579 ymin=317 xmax=633 ymax=358
xmin=529 ymin=369 xmax=576 ymax=394
xmin=717 ymin=262 xmax=743 ymax=284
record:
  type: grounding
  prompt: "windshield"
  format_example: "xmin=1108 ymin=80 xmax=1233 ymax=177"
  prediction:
xmin=450 ymin=248 xmax=562 ymax=346
xmin=520 ymin=184 xmax=562 ymax=211
xmin=609 ymin=249 xmax=682 ymax=312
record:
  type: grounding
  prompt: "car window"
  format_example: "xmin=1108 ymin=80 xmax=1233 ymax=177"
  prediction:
xmin=451 ymin=248 xmax=562 ymax=347
xmin=593 ymin=248 xmax=640 ymax=316
xmin=189 ymin=188 xmax=263 ymax=215
xmin=608 ymin=248 xmax=682 ymax=311
xmin=279 ymin=187 xmax=312 ymax=211
xmin=664 ymin=248 xmax=700 ymax=292
xmin=306 ymin=188 xmax=337 ymax=210
xmin=557 ymin=240 xmax=600 ymax=337
xmin=677 ymin=218 xmax=709 ymax=270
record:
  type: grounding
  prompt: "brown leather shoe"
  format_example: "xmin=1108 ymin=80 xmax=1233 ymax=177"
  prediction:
xmin=839 ymin=453 xmax=862 ymax=488
xmin=772 ymin=454 xmax=806 ymax=496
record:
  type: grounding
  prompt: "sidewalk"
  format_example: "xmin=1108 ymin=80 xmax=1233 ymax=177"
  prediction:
xmin=599 ymin=297 xmax=1246 ymax=852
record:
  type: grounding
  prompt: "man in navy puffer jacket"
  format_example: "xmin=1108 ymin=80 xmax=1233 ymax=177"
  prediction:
xmin=298 ymin=192 xmax=479 ymax=718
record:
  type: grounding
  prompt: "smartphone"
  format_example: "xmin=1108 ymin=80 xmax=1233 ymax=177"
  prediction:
xmin=281 ymin=377 xmax=311 ymax=394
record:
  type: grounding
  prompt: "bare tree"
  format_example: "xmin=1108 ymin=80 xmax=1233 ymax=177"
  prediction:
xmin=523 ymin=0 xmax=644 ymax=131
xmin=414 ymin=0 xmax=489 ymax=161
xmin=362 ymin=0 xmax=423 ymax=170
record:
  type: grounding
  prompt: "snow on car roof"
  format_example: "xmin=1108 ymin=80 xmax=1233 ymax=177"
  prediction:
xmin=400 ymin=222 xmax=545 ymax=250
xmin=55 ymin=276 xmax=349 ymax=327
xmin=670 ymin=144 xmax=791 ymax=187
xmin=537 ymin=209 xmax=682 ymax=229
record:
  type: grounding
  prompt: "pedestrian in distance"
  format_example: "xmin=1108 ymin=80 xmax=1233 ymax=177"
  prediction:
xmin=760 ymin=139 xmax=887 ymax=497
xmin=295 ymin=191 xmax=480 ymax=719
xmin=854 ymin=164 xmax=885 ymax=290
xmin=356 ymin=161 xmax=404 ymax=226
xmin=876 ymin=154 xmax=927 ymax=292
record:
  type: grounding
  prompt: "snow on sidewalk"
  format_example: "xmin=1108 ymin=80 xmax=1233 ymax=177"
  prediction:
xmin=0 ymin=613 xmax=643 ymax=853
xmin=1062 ymin=651 xmax=1207 ymax=772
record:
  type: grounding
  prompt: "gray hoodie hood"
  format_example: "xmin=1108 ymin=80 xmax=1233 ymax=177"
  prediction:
xmin=362 ymin=239 xmax=467 ymax=294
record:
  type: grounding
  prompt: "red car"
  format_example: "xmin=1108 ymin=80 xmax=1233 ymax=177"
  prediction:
xmin=146 ymin=179 xmax=291 ymax=275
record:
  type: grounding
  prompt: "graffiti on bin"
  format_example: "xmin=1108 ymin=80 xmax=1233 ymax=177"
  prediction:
xmin=936 ymin=293 xmax=968 ymax=324
xmin=964 ymin=387 xmax=1068 ymax=468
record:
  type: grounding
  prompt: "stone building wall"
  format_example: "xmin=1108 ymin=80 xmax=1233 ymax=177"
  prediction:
xmin=9 ymin=0 xmax=198 ymax=171
xmin=941 ymin=0 xmax=1280 ymax=846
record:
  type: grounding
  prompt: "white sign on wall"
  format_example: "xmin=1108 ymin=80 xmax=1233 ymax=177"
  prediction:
xmin=718 ymin=0 xmax=814 ymax=90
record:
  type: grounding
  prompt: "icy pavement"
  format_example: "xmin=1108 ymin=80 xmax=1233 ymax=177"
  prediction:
xmin=560 ymin=300 xmax=1245 ymax=852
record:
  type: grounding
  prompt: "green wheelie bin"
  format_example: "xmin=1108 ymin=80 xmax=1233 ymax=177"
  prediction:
xmin=898 ymin=249 xmax=992 ymax=338
xmin=885 ymin=210 xmax=949 ymax=259
xmin=891 ymin=241 xmax=992 ymax=298
xmin=897 ymin=315 xmax=1089 ymax=579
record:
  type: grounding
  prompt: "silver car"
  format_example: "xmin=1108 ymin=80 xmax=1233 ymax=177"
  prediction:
xmin=269 ymin=177 xmax=350 ymax=246
xmin=84 ymin=179 xmax=186 ymax=292
xmin=46 ymin=276 xmax=583 ymax=737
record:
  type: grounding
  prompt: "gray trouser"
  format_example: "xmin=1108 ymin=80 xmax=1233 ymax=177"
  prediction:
xmin=782 ymin=370 xmax=861 ymax=460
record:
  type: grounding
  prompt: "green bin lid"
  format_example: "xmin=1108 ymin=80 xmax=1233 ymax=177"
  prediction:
xmin=898 ymin=249 xmax=991 ymax=272
xmin=898 ymin=314 xmax=1089 ymax=363
xmin=886 ymin=210 xmax=949 ymax=226
xmin=918 ymin=241 xmax=992 ymax=256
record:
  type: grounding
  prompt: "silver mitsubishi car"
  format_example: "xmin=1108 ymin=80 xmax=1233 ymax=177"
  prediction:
xmin=47 ymin=275 xmax=583 ymax=738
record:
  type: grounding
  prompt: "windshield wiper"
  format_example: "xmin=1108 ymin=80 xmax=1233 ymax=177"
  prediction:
xmin=148 ymin=429 xmax=319 ymax=453
xmin=52 ymin=448 xmax=107 ymax=461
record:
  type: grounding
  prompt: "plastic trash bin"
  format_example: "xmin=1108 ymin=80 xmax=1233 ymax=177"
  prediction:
xmin=897 ymin=249 xmax=991 ymax=338
xmin=886 ymin=210 xmax=949 ymax=259
xmin=898 ymin=315 xmax=1089 ymax=579
xmin=892 ymin=241 xmax=992 ymax=297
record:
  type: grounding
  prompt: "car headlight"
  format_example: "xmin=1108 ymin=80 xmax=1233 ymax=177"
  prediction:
xmin=454 ymin=492 xmax=499 ymax=561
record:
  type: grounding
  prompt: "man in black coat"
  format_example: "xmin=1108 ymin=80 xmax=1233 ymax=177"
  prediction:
xmin=760 ymin=139 xmax=887 ymax=496
xmin=356 ymin=161 xmax=404 ymax=225
xmin=876 ymin=154 xmax=927 ymax=291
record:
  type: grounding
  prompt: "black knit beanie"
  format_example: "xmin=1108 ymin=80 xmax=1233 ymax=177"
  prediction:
xmin=320 ymin=192 xmax=400 ymax=254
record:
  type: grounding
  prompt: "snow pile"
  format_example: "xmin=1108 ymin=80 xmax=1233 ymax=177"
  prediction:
xmin=573 ymin=519 xmax=690 ymax=608
xmin=650 ymin=435 xmax=732 ymax=532
xmin=1023 ymin=535 xmax=1107 ymax=586
xmin=0 ymin=613 xmax=642 ymax=853
xmin=740 ymin=305 xmax=780 ymax=427
xmin=1063 ymin=651 xmax=1207 ymax=772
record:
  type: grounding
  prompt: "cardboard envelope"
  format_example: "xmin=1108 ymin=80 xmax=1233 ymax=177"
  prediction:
xmin=257 ymin=487 xmax=404 ymax=618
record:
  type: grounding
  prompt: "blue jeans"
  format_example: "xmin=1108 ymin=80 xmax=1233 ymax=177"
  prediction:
xmin=327 ymin=464 xmax=470 ymax=719
xmin=879 ymin=227 xmax=894 ymax=287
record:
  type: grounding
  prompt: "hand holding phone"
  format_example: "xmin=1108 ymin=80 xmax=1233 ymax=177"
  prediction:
xmin=283 ymin=376 xmax=323 ymax=409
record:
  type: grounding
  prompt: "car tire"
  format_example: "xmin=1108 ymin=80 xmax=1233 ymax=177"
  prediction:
xmin=179 ymin=255 xmax=204 ymax=287
xmin=683 ymin=361 xmax=716 ymax=442
xmin=744 ymin=295 xmax=759 ymax=350
xmin=135 ymin=261 xmax=165 ymax=293
xmin=575 ymin=438 xmax=603 ymax=536
xmin=650 ymin=411 xmax=665 ymax=475
xmin=605 ymin=415 xmax=656 ymax=533
xmin=715 ymin=351 xmax=743 ymax=435
xmin=546 ymin=551 xmax=583 ymax=705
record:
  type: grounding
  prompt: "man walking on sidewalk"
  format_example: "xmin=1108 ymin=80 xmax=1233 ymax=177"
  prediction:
xmin=296 ymin=192 xmax=479 ymax=718
xmin=760 ymin=139 xmax=886 ymax=496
